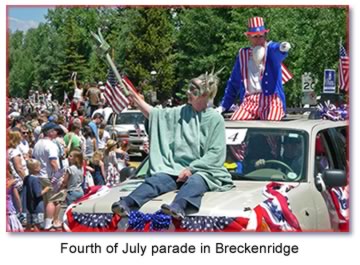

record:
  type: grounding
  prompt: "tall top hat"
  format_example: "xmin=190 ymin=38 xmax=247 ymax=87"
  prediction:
xmin=245 ymin=17 xmax=270 ymax=35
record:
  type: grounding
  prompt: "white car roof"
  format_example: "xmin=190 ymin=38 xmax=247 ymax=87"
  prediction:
xmin=121 ymin=108 xmax=142 ymax=113
xmin=225 ymin=116 xmax=348 ymax=132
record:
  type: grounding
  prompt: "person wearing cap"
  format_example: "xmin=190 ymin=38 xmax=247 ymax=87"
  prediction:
xmin=32 ymin=122 xmax=63 ymax=230
xmin=112 ymin=70 xmax=233 ymax=219
xmin=217 ymin=16 xmax=291 ymax=121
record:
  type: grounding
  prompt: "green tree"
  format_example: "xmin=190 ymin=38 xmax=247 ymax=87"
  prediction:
xmin=175 ymin=8 xmax=231 ymax=96
xmin=8 ymin=6 xmax=348 ymax=107
xmin=121 ymin=8 xmax=177 ymax=101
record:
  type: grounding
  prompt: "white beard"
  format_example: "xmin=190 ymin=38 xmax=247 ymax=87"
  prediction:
xmin=252 ymin=45 xmax=265 ymax=66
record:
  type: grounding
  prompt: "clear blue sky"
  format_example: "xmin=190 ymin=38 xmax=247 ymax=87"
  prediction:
xmin=8 ymin=7 xmax=49 ymax=32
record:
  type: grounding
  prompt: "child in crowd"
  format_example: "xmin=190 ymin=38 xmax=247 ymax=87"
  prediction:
xmin=6 ymin=171 xmax=23 ymax=232
xmin=88 ymin=150 xmax=106 ymax=186
xmin=104 ymin=140 xmax=121 ymax=186
xmin=25 ymin=159 xmax=51 ymax=231
xmin=60 ymin=150 xmax=84 ymax=205
xmin=103 ymin=139 xmax=131 ymax=186
xmin=83 ymin=126 xmax=96 ymax=160
xmin=118 ymin=140 xmax=130 ymax=169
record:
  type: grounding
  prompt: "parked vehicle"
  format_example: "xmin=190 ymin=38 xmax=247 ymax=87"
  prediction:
xmin=105 ymin=109 xmax=148 ymax=155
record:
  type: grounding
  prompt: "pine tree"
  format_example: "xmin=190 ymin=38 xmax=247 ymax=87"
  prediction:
xmin=122 ymin=8 xmax=177 ymax=102
xmin=51 ymin=12 xmax=87 ymax=101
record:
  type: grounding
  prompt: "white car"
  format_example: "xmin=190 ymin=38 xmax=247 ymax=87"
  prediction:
xmin=66 ymin=114 xmax=348 ymax=232
xmin=105 ymin=109 xmax=148 ymax=154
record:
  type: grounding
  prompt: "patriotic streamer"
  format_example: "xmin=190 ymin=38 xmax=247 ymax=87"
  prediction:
xmin=64 ymin=182 xmax=302 ymax=232
xmin=317 ymin=101 xmax=348 ymax=121
xmin=63 ymin=186 xmax=121 ymax=232
xmin=179 ymin=216 xmax=236 ymax=232
xmin=328 ymin=186 xmax=349 ymax=232
xmin=250 ymin=182 xmax=302 ymax=232
xmin=72 ymin=213 xmax=114 ymax=228
xmin=127 ymin=210 xmax=171 ymax=232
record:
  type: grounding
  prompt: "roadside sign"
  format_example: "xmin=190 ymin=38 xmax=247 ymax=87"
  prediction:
xmin=323 ymin=69 xmax=336 ymax=93
xmin=302 ymin=72 xmax=316 ymax=92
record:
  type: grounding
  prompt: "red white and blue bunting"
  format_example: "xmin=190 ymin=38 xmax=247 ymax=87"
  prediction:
xmin=328 ymin=186 xmax=349 ymax=231
xmin=63 ymin=182 xmax=347 ymax=232
xmin=317 ymin=101 xmax=348 ymax=121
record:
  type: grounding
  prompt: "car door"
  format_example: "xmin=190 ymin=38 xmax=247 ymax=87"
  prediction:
xmin=312 ymin=127 xmax=348 ymax=230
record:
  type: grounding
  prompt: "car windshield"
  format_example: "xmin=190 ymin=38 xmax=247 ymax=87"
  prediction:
xmin=116 ymin=112 xmax=145 ymax=124
xmin=225 ymin=128 xmax=308 ymax=182
xmin=134 ymin=128 xmax=308 ymax=183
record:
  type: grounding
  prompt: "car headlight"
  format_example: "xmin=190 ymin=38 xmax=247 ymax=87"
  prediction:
xmin=113 ymin=131 xmax=129 ymax=139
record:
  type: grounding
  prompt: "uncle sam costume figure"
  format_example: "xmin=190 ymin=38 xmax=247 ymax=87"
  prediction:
xmin=217 ymin=17 xmax=292 ymax=121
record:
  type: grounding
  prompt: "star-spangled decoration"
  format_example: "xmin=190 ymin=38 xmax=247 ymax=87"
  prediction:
xmin=65 ymin=182 xmax=303 ymax=232
xmin=180 ymin=216 xmax=235 ymax=232
xmin=72 ymin=213 xmax=113 ymax=228
xmin=263 ymin=200 xmax=285 ymax=222
xmin=128 ymin=210 xmax=171 ymax=231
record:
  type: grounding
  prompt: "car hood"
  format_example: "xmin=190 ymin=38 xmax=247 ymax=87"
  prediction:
xmin=71 ymin=180 xmax=268 ymax=217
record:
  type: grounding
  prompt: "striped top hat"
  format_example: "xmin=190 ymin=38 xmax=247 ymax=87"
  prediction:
xmin=245 ymin=17 xmax=270 ymax=35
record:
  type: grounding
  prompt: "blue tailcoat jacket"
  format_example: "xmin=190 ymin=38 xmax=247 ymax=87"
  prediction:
xmin=220 ymin=41 xmax=289 ymax=112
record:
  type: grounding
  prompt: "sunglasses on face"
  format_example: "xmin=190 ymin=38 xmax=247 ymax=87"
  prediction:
xmin=250 ymin=35 xmax=265 ymax=39
xmin=187 ymin=81 xmax=201 ymax=97
xmin=21 ymin=131 xmax=29 ymax=135
xmin=187 ymin=88 xmax=200 ymax=97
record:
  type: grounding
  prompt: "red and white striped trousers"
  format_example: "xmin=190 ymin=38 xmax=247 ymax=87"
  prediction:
xmin=230 ymin=93 xmax=285 ymax=121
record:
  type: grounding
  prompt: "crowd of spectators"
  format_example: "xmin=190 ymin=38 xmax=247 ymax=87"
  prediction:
xmin=6 ymin=82 xmax=132 ymax=232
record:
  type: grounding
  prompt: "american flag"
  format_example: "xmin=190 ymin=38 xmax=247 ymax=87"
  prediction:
xmin=281 ymin=63 xmax=293 ymax=84
xmin=134 ymin=123 xmax=142 ymax=138
xmin=105 ymin=68 xmax=130 ymax=114
xmin=339 ymin=44 xmax=349 ymax=91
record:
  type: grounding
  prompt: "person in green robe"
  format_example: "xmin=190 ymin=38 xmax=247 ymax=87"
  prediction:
xmin=112 ymin=70 xmax=233 ymax=219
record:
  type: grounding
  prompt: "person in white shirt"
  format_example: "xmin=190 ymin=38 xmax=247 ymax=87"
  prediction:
xmin=72 ymin=72 xmax=83 ymax=110
xmin=18 ymin=126 xmax=31 ymax=160
xmin=32 ymin=122 xmax=63 ymax=230
xmin=98 ymin=123 xmax=110 ymax=151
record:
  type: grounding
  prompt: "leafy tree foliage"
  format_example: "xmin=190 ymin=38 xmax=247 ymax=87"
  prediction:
xmin=120 ymin=8 xmax=177 ymax=101
xmin=8 ymin=6 xmax=347 ymax=106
